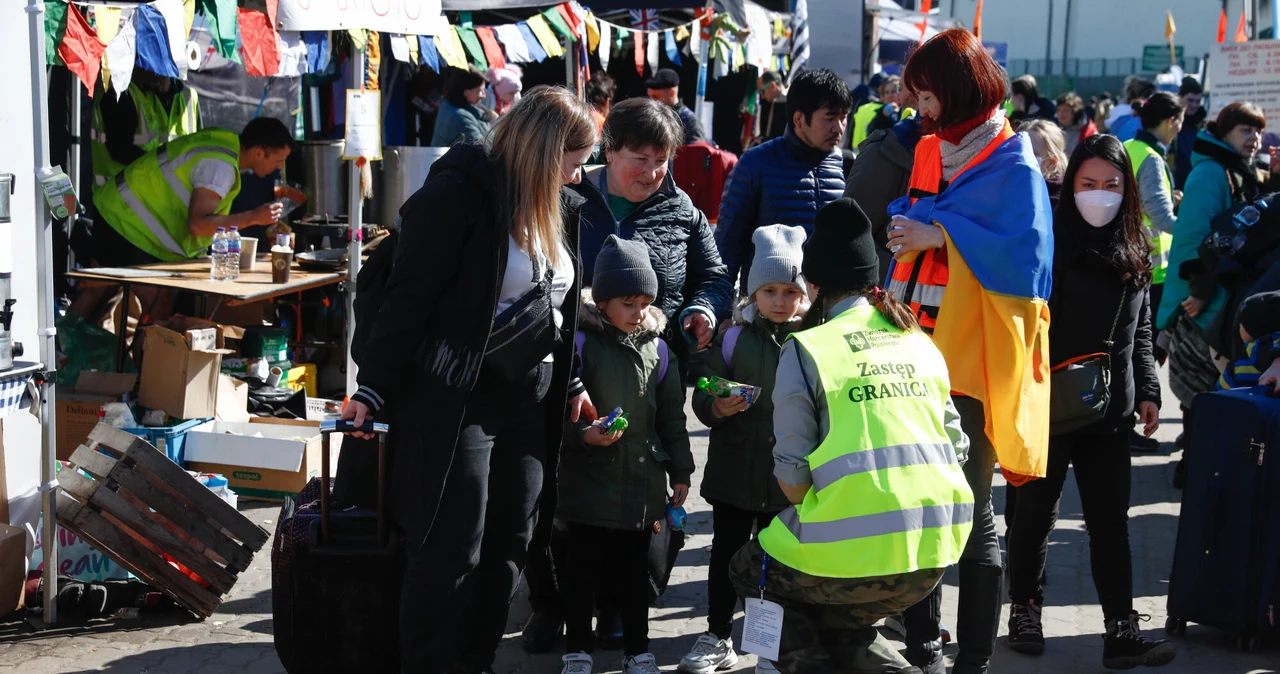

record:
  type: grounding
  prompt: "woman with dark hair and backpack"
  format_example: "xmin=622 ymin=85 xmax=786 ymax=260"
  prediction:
xmin=1005 ymin=134 xmax=1175 ymax=670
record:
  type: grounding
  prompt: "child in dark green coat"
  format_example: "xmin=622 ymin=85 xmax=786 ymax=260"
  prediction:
xmin=680 ymin=225 xmax=810 ymax=674
xmin=559 ymin=235 xmax=695 ymax=674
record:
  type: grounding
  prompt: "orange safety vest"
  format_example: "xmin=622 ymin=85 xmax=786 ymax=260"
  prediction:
xmin=887 ymin=122 xmax=1016 ymax=333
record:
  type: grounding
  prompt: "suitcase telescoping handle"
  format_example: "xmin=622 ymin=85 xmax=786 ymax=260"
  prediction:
xmin=318 ymin=420 xmax=391 ymax=547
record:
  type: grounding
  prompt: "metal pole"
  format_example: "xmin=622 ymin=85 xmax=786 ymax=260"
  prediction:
xmin=345 ymin=41 xmax=365 ymax=397
xmin=25 ymin=0 xmax=59 ymax=625
xmin=564 ymin=38 xmax=573 ymax=89
xmin=1044 ymin=0 xmax=1054 ymax=66
xmin=1061 ymin=0 xmax=1072 ymax=77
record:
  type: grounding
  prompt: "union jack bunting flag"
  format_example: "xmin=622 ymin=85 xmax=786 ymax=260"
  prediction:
xmin=630 ymin=9 xmax=660 ymax=32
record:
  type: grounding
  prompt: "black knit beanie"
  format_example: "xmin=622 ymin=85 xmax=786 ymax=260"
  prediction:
xmin=592 ymin=235 xmax=658 ymax=302
xmin=1239 ymin=291 xmax=1280 ymax=341
xmin=801 ymin=198 xmax=880 ymax=293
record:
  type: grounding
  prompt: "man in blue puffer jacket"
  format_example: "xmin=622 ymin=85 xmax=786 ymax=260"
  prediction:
xmin=716 ymin=68 xmax=851 ymax=288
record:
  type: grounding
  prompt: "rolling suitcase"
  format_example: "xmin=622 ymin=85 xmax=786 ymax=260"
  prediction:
xmin=271 ymin=421 xmax=403 ymax=672
xmin=1166 ymin=387 xmax=1280 ymax=651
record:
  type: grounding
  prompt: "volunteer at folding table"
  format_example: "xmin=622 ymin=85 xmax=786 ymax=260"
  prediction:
xmin=69 ymin=118 xmax=295 ymax=321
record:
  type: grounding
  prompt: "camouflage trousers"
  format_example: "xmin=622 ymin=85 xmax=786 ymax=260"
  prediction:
xmin=729 ymin=539 xmax=945 ymax=674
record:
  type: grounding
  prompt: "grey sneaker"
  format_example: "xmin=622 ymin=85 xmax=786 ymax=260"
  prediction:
xmin=679 ymin=634 xmax=740 ymax=674
xmin=623 ymin=653 xmax=663 ymax=674
xmin=561 ymin=652 xmax=593 ymax=674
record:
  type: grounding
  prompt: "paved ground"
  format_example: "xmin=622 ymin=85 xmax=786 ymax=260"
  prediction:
xmin=0 ymin=375 xmax=1276 ymax=673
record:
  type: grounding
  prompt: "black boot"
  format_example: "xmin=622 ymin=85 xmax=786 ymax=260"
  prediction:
xmin=521 ymin=610 xmax=563 ymax=654
xmin=1102 ymin=613 xmax=1176 ymax=670
xmin=1006 ymin=601 xmax=1045 ymax=655
xmin=1129 ymin=430 xmax=1160 ymax=453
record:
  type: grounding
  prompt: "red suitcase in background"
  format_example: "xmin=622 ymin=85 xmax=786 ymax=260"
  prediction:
xmin=673 ymin=141 xmax=738 ymax=224
xmin=271 ymin=422 xmax=402 ymax=673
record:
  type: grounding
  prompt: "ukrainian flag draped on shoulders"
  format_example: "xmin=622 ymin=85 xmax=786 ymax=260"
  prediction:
xmin=887 ymin=118 xmax=1054 ymax=484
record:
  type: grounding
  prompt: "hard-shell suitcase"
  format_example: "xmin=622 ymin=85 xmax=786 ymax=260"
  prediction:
xmin=1167 ymin=387 xmax=1280 ymax=651
xmin=271 ymin=421 xmax=403 ymax=672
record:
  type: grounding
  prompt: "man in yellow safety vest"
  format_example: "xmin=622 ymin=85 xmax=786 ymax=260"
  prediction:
xmin=91 ymin=68 xmax=200 ymax=190
xmin=69 ymin=118 xmax=293 ymax=324
xmin=729 ymin=198 xmax=974 ymax=674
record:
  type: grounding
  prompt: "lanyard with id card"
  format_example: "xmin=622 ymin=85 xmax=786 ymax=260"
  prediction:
xmin=741 ymin=553 xmax=784 ymax=662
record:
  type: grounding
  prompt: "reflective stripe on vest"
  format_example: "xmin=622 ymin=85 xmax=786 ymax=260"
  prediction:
xmin=1123 ymin=138 xmax=1174 ymax=284
xmin=756 ymin=305 xmax=974 ymax=579
xmin=810 ymin=442 xmax=958 ymax=493
xmin=157 ymin=145 xmax=237 ymax=204
xmin=777 ymin=502 xmax=975 ymax=544
xmin=113 ymin=173 xmax=188 ymax=258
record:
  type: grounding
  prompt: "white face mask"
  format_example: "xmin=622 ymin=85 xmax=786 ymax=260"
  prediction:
xmin=1075 ymin=190 xmax=1123 ymax=227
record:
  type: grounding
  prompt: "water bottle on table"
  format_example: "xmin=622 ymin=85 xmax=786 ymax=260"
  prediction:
xmin=226 ymin=227 xmax=242 ymax=281
xmin=210 ymin=227 xmax=228 ymax=281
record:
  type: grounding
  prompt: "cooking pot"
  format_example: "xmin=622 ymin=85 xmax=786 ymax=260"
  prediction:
xmin=379 ymin=146 xmax=450 ymax=228
xmin=300 ymin=140 xmax=348 ymax=219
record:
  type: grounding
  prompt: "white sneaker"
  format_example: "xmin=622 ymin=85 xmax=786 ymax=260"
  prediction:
xmin=562 ymin=652 xmax=593 ymax=674
xmin=679 ymin=634 xmax=740 ymax=673
xmin=623 ymin=653 xmax=663 ymax=674
xmin=755 ymin=658 xmax=779 ymax=674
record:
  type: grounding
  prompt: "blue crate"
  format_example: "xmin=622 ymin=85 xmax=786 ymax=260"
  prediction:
xmin=120 ymin=418 xmax=211 ymax=467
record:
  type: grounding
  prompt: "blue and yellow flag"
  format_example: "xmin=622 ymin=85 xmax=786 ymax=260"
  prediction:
xmin=889 ymin=130 xmax=1054 ymax=482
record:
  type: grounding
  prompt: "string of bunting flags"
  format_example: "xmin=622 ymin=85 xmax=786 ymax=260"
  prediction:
xmin=44 ymin=0 xmax=792 ymax=101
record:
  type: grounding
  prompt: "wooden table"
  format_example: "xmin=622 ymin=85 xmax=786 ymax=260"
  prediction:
xmin=68 ymin=257 xmax=348 ymax=370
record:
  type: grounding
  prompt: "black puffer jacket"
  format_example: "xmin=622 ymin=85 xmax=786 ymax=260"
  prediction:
xmin=571 ymin=166 xmax=734 ymax=326
xmin=1049 ymin=218 xmax=1161 ymax=435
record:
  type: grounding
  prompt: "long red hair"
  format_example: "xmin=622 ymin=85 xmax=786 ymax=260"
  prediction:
xmin=903 ymin=28 xmax=1006 ymax=132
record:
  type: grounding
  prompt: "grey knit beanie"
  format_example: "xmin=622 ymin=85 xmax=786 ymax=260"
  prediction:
xmin=748 ymin=225 xmax=808 ymax=298
xmin=592 ymin=235 xmax=658 ymax=302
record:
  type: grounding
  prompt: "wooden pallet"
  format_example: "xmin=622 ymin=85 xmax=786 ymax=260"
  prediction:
xmin=54 ymin=424 xmax=270 ymax=618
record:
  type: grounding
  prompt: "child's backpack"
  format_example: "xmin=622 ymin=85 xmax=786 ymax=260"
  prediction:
xmin=672 ymin=141 xmax=738 ymax=224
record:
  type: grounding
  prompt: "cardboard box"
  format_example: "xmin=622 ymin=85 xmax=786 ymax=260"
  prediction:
xmin=0 ymin=523 xmax=25 ymax=615
xmin=55 ymin=372 xmax=138 ymax=461
xmin=216 ymin=375 xmax=250 ymax=423
xmin=163 ymin=315 xmax=246 ymax=351
xmin=184 ymin=417 xmax=340 ymax=501
xmin=139 ymin=325 xmax=233 ymax=419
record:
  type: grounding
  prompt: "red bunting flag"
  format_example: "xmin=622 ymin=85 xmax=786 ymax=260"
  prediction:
xmin=1235 ymin=10 xmax=1249 ymax=42
xmin=239 ymin=6 xmax=280 ymax=76
xmin=634 ymin=31 xmax=645 ymax=76
xmin=1217 ymin=8 xmax=1227 ymax=43
xmin=973 ymin=0 xmax=983 ymax=40
xmin=557 ymin=3 xmax=581 ymax=35
xmin=59 ymin=3 xmax=106 ymax=97
xmin=475 ymin=26 xmax=507 ymax=71
xmin=916 ymin=0 xmax=932 ymax=44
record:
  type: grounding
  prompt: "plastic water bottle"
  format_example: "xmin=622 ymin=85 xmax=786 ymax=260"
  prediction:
xmin=210 ymin=227 xmax=228 ymax=281
xmin=225 ymin=227 xmax=242 ymax=281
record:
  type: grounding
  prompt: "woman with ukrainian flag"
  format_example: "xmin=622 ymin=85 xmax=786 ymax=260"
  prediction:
xmin=884 ymin=27 xmax=1055 ymax=674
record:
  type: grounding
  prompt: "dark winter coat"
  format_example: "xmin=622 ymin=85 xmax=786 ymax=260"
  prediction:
xmin=845 ymin=117 xmax=922 ymax=282
xmin=558 ymin=297 xmax=695 ymax=531
xmin=694 ymin=300 xmax=803 ymax=513
xmin=1173 ymin=106 xmax=1208 ymax=190
xmin=571 ymin=166 xmax=734 ymax=326
xmin=353 ymin=144 xmax=582 ymax=545
xmin=1049 ymin=217 xmax=1161 ymax=435
xmin=715 ymin=127 xmax=847 ymax=286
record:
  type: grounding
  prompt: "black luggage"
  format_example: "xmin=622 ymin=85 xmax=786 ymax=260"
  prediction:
xmin=271 ymin=422 xmax=403 ymax=672
xmin=1166 ymin=387 xmax=1280 ymax=651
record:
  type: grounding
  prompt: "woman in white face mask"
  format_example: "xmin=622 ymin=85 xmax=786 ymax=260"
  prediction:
xmin=1004 ymin=134 xmax=1176 ymax=669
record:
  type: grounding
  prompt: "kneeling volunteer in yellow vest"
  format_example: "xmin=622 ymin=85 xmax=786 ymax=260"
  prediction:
xmin=92 ymin=117 xmax=294 ymax=267
xmin=729 ymin=198 xmax=974 ymax=674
